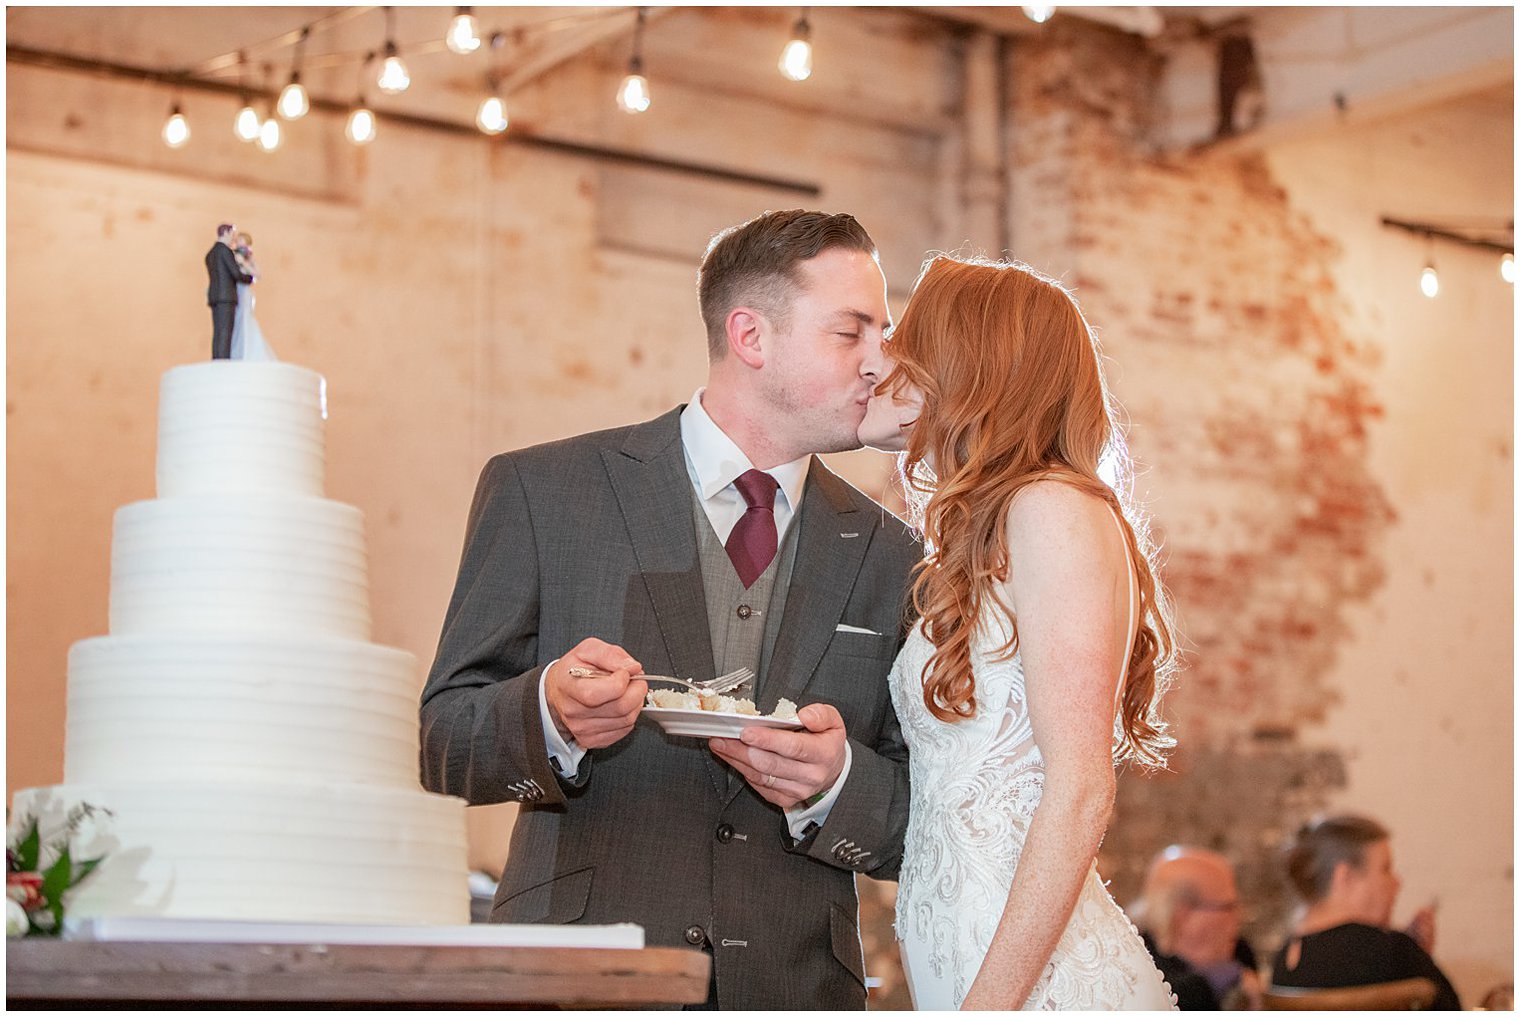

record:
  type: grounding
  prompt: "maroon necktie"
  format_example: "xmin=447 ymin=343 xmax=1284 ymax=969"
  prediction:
xmin=726 ymin=469 xmax=780 ymax=589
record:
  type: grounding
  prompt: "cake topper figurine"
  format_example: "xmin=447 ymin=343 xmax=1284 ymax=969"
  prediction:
xmin=228 ymin=232 xmax=278 ymax=361
xmin=204 ymin=223 xmax=252 ymax=360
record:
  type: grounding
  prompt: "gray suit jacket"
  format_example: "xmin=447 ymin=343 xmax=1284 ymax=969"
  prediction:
xmin=420 ymin=407 xmax=920 ymax=1009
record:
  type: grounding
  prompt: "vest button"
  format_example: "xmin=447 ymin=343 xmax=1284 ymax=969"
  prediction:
xmin=736 ymin=604 xmax=753 ymax=619
xmin=715 ymin=823 xmax=734 ymax=844
xmin=685 ymin=924 xmax=707 ymax=946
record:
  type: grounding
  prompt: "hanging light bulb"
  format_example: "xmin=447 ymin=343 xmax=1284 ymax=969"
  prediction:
xmin=779 ymin=11 xmax=813 ymax=82
xmin=257 ymin=110 xmax=283 ymax=152
xmin=618 ymin=8 xmax=651 ymax=114
xmin=162 ymin=103 xmax=190 ymax=148
xmin=447 ymin=7 xmax=481 ymax=54
xmin=378 ymin=41 xmax=411 ymax=94
xmin=1419 ymin=262 xmax=1439 ymax=299
xmin=618 ymin=66 xmax=651 ymax=114
xmin=278 ymin=27 xmax=311 ymax=119
xmin=235 ymin=101 xmax=261 ymax=142
xmin=346 ymin=102 xmax=377 ymax=145
xmin=1023 ymin=5 xmax=1056 ymax=23
xmin=278 ymin=75 xmax=309 ymax=120
xmin=476 ymin=95 xmax=509 ymax=135
xmin=1501 ymin=253 xmax=1515 ymax=284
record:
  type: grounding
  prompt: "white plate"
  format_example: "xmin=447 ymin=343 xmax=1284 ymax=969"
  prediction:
xmin=642 ymin=706 xmax=803 ymax=739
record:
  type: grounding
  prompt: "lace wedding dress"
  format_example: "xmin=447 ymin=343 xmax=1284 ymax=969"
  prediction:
xmin=892 ymin=511 xmax=1175 ymax=1010
xmin=230 ymin=281 xmax=278 ymax=362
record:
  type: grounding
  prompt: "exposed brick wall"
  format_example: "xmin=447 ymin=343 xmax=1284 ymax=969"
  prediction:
xmin=1010 ymin=21 xmax=1395 ymax=952
xmin=858 ymin=24 xmax=1399 ymax=1001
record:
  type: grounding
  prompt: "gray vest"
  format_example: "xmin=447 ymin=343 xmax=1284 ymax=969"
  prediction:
xmin=692 ymin=483 xmax=800 ymax=710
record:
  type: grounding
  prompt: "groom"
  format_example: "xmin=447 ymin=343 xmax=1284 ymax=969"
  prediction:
xmin=204 ymin=222 xmax=251 ymax=359
xmin=420 ymin=209 xmax=919 ymax=1009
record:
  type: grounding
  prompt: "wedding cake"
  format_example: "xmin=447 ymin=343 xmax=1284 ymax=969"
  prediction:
xmin=12 ymin=361 xmax=470 ymax=926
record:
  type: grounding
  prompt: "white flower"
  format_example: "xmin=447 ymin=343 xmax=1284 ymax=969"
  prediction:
xmin=6 ymin=899 xmax=27 ymax=937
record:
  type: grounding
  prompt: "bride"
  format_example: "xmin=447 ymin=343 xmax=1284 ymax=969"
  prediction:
xmin=229 ymin=232 xmax=278 ymax=362
xmin=860 ymin=255 xmax=1179 ymax=1010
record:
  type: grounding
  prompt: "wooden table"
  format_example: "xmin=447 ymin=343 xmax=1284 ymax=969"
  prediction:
xmin=7 ymin=939 xmax=711 ymax=1009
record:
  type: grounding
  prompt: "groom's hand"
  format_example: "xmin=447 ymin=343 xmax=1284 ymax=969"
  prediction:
xmin=544 ymin=638 xmax=647 ymax=750
xmin=709 ymin=703 xmax=847 ymax=809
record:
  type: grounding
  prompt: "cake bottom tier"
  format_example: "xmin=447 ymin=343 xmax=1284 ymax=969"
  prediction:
xmin=12 ymin=780 xmax=469 ymax=926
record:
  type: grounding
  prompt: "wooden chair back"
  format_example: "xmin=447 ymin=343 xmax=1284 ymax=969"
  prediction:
xmin=1263 ymin=977 xmax=1437 ymax=1010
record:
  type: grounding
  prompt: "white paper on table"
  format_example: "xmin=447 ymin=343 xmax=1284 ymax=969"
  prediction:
xmin=64 ymin=916 xmax=645 ymax=949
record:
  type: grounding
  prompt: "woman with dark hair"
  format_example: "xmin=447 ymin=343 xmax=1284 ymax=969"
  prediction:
xmin=1271 ymin=814 xmax=1459 ymax=1008
xmin=859 ymin=256 xmax=1179 ymax=1009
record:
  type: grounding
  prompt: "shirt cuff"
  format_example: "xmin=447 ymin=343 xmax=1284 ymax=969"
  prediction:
xmin=784 ymin=741 xmax=852 ymax=841
xmin=538 ymin=659 xmax=587 ymax=777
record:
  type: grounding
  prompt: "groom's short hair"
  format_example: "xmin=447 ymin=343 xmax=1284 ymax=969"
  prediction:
xmin=217 ymin=223 xmax=236 ymax=238
xmin=698 ymin=209 xmax=876 ymax=360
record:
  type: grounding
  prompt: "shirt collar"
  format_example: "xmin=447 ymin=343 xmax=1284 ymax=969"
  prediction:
xmin=680 ymin=388 xmax=810 ymax=513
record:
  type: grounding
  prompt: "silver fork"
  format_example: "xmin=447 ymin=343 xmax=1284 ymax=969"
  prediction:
xmin=566 ymin=665 xmax=754 ymax=697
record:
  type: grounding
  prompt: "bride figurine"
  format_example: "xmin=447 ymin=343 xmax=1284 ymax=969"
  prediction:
xmin=229 ymin=232 xmax=278 ymax=362
xmin=860 ymin=255 xmax=1180 ymax=1010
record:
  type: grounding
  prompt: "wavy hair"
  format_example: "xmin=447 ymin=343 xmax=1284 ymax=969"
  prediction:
xmin=882 ymin=255 xmax=1178 ymax=766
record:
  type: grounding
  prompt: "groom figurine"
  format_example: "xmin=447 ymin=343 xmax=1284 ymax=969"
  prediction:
xmin=421 ymin=210 xmax=919 ymax=1009
xmin=205 ymin=223 xmax=251 ymax=359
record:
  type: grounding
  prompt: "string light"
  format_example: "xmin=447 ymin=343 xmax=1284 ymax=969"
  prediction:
xmin=378 ymin=9 xmax=410 ymax=94
xmin=235 ymin=103 xmax=261 ymax=142
xmin=234 ymin=53 xmax=259 ymax=141
xmin=1502 ymin=253 xmax=1514 ymax=284
xmin=278 ymin=77 xmax=309 ymax=119
xmin=476 ymin=40 xmax=508 ymax=135
xmin=277 ymin=27 xmax=311 ymax=119
xmin=618 ymin=8 xmax=651 ymax=114
xmin=779 ymin=9 xmax=813 ymax=82
xmin=447 ymin=6 xmax=481 ymax=55
xmin=347 ymin=55 xmax=377 ymax=145
xmin=161 ymin=102 xmax=190 ymax=148
xmin=378 ymin=41 xmax=410 ymax=93
xmin=257 ymin=93 xmax=282 ymax=151
xmin=1023 ymin=5 xmax=1056 ymax=23
xmin=346 ymin=106 xmax=376 ymax=145
xmin=476 ymin=95 xmax=508 ymax=135
xmin=1419 ymin=262 xmax=1439 ymax=299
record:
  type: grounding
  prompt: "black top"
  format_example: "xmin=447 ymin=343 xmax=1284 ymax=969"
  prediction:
xmin=1271 ymin=923 xmax=1461 ymax=1010
xmin=1142 ymin=932 xmax=1260 ymax=1010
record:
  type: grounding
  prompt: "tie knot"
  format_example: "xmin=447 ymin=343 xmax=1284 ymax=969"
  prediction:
xmin=734 ymin=469 xmax=779 ymax=510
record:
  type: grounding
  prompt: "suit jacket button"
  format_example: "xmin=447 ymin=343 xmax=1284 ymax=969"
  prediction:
xmin=715 ymin=823 xmax=734 ymax=844
xmin=685 ymin=925 xmax=707 ymax=946
xmin=736 ymin=604 xmax=753 ymax=619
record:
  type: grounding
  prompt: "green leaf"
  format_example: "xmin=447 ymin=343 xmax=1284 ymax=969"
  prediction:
xmin=72 ymin=856 xmax=104 ymax=886
xmin=13 ymin=818 xmax=41 ymax=872
xmin=40 ymin=845 xmax=73 ymax=906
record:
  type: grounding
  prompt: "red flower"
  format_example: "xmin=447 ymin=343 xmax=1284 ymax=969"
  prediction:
xmin=7 ymin=871 xmax=44 ymax=911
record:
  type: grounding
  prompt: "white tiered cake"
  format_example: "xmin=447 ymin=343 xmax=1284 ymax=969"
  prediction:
xmin=13 ymin=361 xmax=469 ymax=926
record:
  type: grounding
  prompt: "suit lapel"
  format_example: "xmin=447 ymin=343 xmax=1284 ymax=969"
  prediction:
xmin=601 ymin=411 xmax=717 ymax=686
xmin=762 ymin=459 xmax=877 ymax=711
xmin=601 ymin=411 xmax=727 ymax=797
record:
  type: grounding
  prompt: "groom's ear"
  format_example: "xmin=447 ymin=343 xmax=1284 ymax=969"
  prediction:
xmin=724 ymin=307 xmax=768 ymax=370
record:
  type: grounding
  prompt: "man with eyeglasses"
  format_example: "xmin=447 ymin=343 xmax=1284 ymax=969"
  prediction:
xmin=1133 ymin=846 xmax=1264 ymax=1009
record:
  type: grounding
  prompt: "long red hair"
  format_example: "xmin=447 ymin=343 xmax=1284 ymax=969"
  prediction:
xmin=883 ymin=255 xmax=1177 ymax=766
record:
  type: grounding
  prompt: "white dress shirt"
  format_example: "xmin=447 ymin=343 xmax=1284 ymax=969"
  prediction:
xmin=538 ymin=390 xmax=853 ymax=839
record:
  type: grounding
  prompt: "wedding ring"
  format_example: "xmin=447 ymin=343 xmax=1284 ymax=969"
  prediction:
xmin=763 ymin=773 xmax=776 ymax=788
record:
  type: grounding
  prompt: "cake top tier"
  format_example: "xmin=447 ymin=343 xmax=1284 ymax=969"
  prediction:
xmin=157 ymin=361 xmax=327 ymax=499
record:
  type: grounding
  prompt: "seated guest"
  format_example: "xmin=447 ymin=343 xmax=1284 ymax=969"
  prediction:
xmin=1135 ymin=846 xmax=1262 ymax=1009
xmin=1271 ymin=814 xmax=1459 ymax=1009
